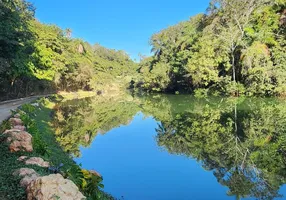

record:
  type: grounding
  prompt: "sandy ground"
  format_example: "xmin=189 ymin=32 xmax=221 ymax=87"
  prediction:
xmin=0 ymin=96 xmax=42 ymax=124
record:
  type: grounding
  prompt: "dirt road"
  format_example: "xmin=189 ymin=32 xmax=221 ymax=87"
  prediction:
xmin=0 ymin=96 xmax=44 ymax=124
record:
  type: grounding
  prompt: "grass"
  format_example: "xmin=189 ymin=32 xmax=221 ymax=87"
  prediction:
xmin=57 ymin=90 xmax=97 ymax=101
xmin=0 ymin=96 xmax=114 ymax=200
xmin=0 ymin=98 xmax=73 ymax=200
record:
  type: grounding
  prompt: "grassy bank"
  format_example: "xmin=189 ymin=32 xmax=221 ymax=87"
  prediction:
xmin=0 ymin=100 xmax=55 ymax=200
xmin=0 ymin=95 xmax=113 ymax=200
xmin=57 ymin=91 xmax=98 ymax=101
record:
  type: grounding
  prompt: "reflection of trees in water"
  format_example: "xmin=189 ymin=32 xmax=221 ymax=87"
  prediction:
xmin=52 ymin=96 xmax=139 ymax=157
xmin=156 ymin=98 xmax=286 ymax=200
xmin=52 ymin=94 xmax=286 ymax=199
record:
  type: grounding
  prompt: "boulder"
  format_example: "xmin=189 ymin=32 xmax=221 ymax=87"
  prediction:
xmin=24 ymin=157 xmax=50 ymax=168
xmin=26 ymin=174 xmax=86 ymax=200
xmin=18 ymin=156 xmax=28 ymax=161
xmin=21 ymin=174 xmax=40 ymax=188
xmin=3 ymin=129 xmax=21 ymax=134
xmin=13 ymin=168 xmax=37 ymax=177
xmin=78 ymin=44 xmax=85 ymax=54
xmin=13 ymin=168 xmax=40 ymax=188
xmin=13 ymin=125 xmax=26 ymax=131
xmin=9 ymin=118 xmax=23 ymax=126
xmin=14 ymin=113 xmax=21 ymax=118
xmin=3 ymin=130 xmax=33 ymax=152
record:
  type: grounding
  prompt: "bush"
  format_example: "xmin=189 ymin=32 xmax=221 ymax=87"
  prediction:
xmin=65 ymin=165 xmax=110 ymax=200
xmin=0 ymin=120 xmax=11 ymax=133
xmin=21 ymin=104 xmax=36 ymax=114
xmin=194 ymin=88 xmax=209 ymax=98
xmin=20 ymin=105 xmax=50 ymax=156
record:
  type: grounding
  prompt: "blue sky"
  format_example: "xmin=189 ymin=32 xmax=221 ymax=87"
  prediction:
xmin=31 ymin=0 xmax=210 ymax=60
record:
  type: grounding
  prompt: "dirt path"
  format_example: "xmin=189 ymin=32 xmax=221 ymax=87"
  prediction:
xmin=0 ymin=96 xmax=46 ymax=124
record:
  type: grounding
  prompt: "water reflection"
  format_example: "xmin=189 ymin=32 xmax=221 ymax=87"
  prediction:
xmin=52 ymin=94 xmax=286 ymax=199
xmin=156 ymin=98 xmax=286 ymax=200
xmin=52 ymin=95 xmax=138 ymax=157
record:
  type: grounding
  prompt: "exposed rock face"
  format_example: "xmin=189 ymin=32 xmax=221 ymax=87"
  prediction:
xmin=9 ymin=118 xmax=23 ymax=126
xmin=84 ymin=134 xmax=90 ymax=143
xmin=2 ymin=130 xmax=33 ymax=152
xmin=13 ymin=168 xmax=40 ymax=188
xmin=26 ymin=174 xmax=86 ymax=200
xmin=78 ymin=44 xmax=85 ymax=54
xmin=22 ymin=157 xmax=50 ymax=168
xmin=89 ymin=170 xmax=101 ymax=177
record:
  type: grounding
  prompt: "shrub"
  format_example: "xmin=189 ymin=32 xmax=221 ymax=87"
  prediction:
xmin=0 ymin=120 xmax=11 ymax=133
xmin=194 ymin=88 xmax=209 ymax=98
xmin=66 ymin=165 xmax=107 ymax=200
xmin=20 ymin=106 xmax=50 ymax=156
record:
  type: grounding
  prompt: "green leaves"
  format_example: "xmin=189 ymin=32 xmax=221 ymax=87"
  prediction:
xmin=0 ymin=0 xmax=137 ymax=100
xmin=66 ymin=165 xmax=106 ymax=200
xmin=135 ymin=0 xmax=286 ymax=97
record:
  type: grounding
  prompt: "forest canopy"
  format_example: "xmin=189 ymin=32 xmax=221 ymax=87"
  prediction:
xmin=0 ymin=0 xmax=137 ymax=100
xmin=132 ymin=0 xmax=286 ymax=96
xmin=0 ymin=0 xmax=285 ymax=99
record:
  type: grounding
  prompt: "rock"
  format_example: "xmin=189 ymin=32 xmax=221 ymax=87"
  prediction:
xmin=3 ymin=130 xmax=33 ymax=152
xmin=26 ymin=174 xmax=86 ymax=200
xmin=31 ymin=103 xmax=39 ymax=107
xmin=14 ymin=113 xmax=21 ymax=118
xmin=3 ymin=129 xmax=21 ymax=134
xmin=89 ymin=170 xmax=101 ymax=177
xmin=21 ymin=173 xmax=40 ymax=188
xmin=18 ymin=156 xmax=49 ymax=168
xmin=84 ymin=134 xmax=90 ymax=143
xmin=13 ymin=168 xmax=40 ymax=188
xmin=78 ymin=44 xmax=85 ymax=54
xmin=24 ymin=157 xmax=50 ymax=168
xmin=13 ymin=168 xmax=38 ymax=177
xmin=9 ymin=118 xmax=23 ymax=126
xmin=13 ymin=125 xmax=26 ymax=131
xmin=18 ymin=156 xmax=28 ymax=161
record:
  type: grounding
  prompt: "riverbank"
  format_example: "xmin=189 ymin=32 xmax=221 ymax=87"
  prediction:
xmin=0 ymin=91 xmax=99 ymax=124
xmin=0 ymin=94 xmax=113 ymax=200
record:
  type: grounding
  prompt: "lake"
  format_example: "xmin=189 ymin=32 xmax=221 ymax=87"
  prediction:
xmin=52 ymin=94 xmax=286 ymax=200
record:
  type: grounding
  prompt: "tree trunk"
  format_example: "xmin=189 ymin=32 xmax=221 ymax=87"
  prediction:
xmin=232 ymin=53 xmax=236 ymax=83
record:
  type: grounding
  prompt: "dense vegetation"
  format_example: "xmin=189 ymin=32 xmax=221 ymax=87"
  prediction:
xmin=132 ymin=0 xmax=286 ymax=96
xmin=1 ymin=0 xmax=285 ymax=99
xmin=0 ymin=0 xmax=137 ymax=101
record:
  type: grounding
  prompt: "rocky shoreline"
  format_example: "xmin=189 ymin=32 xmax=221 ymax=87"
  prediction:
xmin=2 ymin=112 xmax=86 ymax=200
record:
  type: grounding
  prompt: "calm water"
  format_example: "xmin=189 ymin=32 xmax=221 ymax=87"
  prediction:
xmin=53 ymin=94 xmax=286 ymax=200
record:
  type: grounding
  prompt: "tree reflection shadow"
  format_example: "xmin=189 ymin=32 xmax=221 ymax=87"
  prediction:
xmin=156 ymin=97 xmax=286 ymax=200
xmin=52 ymin=94 xmax=286 ymax=199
